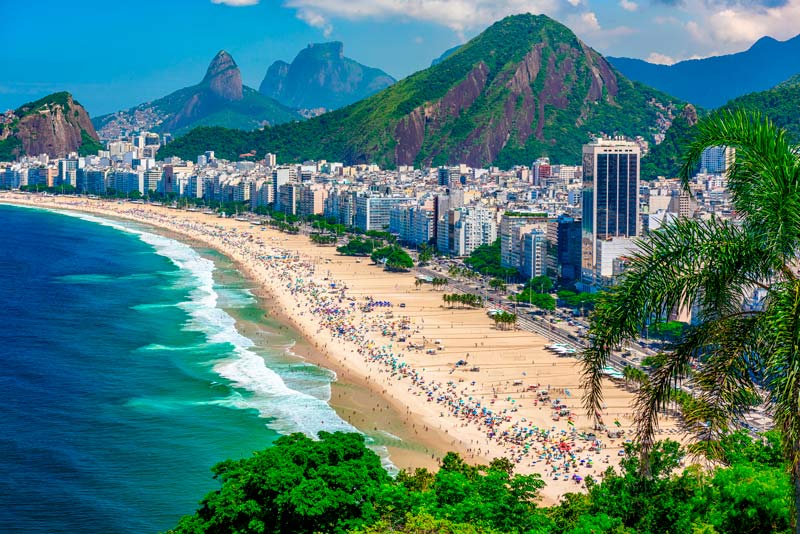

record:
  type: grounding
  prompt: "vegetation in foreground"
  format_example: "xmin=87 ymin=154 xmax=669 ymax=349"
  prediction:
xmin=582 ymin=110 xmax=800 ymax=531
xmin=170 ymin=430 xmax=790 ymax=534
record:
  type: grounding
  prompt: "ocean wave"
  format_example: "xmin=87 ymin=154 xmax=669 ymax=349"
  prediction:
xmin=47 ymin=208 xmax=394 ymax=468
xmin=57 ymin=210 xmax=364 ymax=439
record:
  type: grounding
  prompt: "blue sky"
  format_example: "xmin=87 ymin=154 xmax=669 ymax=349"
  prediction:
xmin=2 ymin=0 xmax=799 ymax=115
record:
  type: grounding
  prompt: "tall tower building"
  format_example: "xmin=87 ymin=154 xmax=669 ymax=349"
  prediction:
xmin=581 ymin=138 xmax=640 ymax=287
xmin=700 ymin=145 xmax=735 ymax=174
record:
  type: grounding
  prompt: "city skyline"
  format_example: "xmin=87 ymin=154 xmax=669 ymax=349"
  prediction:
xmin=3 ymin=0 xmax=800 ymax=115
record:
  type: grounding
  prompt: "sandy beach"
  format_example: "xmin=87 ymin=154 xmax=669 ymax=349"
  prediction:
xmin=1 ymin=193 xmax=679 ymax=501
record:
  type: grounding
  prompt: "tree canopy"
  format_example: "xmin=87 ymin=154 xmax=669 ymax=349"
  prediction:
xmin=171 ymin=430 xmax=792 ymax=534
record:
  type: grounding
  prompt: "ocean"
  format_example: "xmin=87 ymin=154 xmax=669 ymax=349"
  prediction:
xmin=0 ymin=204 xmax=360 ymax=533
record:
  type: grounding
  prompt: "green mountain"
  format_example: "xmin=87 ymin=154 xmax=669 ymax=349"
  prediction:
xmin=609 ymin=33 xmax=800 ymax=109
xmin=160 ymin=14 xmax=683 ymax=168
xmin=431 ymin=45 xmax=462 ymax=67
xmin=259 ymin=42 xmax=395 ymax=111
xmin=641 ymin=73 xmax=800 ymax=179
xmin=0 ymin=92 xmax=102 ymax=160
xmin=93 ymin=51 xmax=301 ymax=139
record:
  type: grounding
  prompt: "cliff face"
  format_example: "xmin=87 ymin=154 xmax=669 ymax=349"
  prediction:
xmin=391 ymin=38 xmax=622 ymax=167
xmin=259 ymin=41 xmax=395 ymax=111
xmin=202 ymin=50 xmax=244 ymax=101
xmin=160 ymin=14 xmax=683 ymax=168
xmin=0 ymin=92 xmax=100 ymax=159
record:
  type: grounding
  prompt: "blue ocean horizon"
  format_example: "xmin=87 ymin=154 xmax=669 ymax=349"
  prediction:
xmin=0 ymin=204 xmax=358 ymax=533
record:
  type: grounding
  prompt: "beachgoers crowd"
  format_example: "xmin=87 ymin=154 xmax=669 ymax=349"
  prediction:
xmin=11 ymin=196 xmax=636 ymax=487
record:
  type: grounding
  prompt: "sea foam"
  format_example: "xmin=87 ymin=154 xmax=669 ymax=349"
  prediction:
xmin=55 ymin=210 xmax=364 ymax=439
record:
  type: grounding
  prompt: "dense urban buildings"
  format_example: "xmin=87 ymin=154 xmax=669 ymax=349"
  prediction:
xmin=0 ymin=131 xmax=735 ymax=292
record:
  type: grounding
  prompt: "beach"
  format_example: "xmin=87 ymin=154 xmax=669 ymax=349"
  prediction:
xmin=0 ymin=193 xmax=678 ymax=502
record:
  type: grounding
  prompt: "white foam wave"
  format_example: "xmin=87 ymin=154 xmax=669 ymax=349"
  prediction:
xmin=53 ymin=209 xmax=367 ymax=440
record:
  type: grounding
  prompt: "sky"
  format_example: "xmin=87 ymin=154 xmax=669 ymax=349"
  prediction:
xmin=2 ymin=0 xmax=800 ymax=116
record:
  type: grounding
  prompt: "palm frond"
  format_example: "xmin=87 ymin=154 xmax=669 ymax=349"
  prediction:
xmin=582 ymin=217 xmax=770 ymax=422
xmin=680 ymin=109 xmax=800 ymax=263
xmin=761 ymin=280 xmax=800 ymax=471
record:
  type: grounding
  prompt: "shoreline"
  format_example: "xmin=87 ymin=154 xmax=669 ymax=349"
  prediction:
xmin=3 ymin=197 xmax=450 ymax=471
xmin=1 ymin=193 xmax=673 ymax=502
xmin=170 ymin=233 xmax=446 ymax=469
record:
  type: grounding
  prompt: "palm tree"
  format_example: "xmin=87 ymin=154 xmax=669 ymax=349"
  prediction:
xmin=580 ymin=110 xmax=800 ymax=529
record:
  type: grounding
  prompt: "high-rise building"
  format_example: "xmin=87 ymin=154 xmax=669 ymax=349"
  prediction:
xmin=581 ymin=138 xmax=640 ymax=288
xmin=57 ymin=159 xmax=78 ymax=187
xmin=272 ymin=166 xmax=297 ymax=210
xmin=521 ymin=229 xmax=547 ymax=280
xmin=546 ymin=214 xmax=582 ymax=284
xmin=354 ymin=194 xmax=414 ymax=232
xmin=144 ymin=168 xmax=162 ymax=193
xmin=499 ymin=211 xmax=549 ymax=269
xmin=438 ymin=166 xmax=461 ymax=187
xmin=700 ymin=146 xmax=735 ymax=174
xmin=265 ymin=152 xmax=277 ymax=167
xmin=278 ymin=182 xmax=299 ymax=215
xmin=453 ymin=207 xmax=497 ymax=257
xmin=298 ymin=185 xmax=327 ymax=217
xmin=532 ymin=158 xmax=551 ymax=186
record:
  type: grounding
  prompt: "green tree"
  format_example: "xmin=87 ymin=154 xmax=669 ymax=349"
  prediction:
xmin=489 ymin=278 xmax=506 ymax=292
xmin=171 ymin=432 xmax=389 ymax=534
xmin=526 ymin=275 xmax=553 ymax=294
xmin=516 ymin=290 xmax=556 ymax=311
xmin=418 ymin=243 xmax=433 ymax=266
xmin=465 ymin=239 xmax=519 ymax=279
xmin=580 ymin=110 xmax=800 ymax=530
xmin=371 ymin=245 xmax=414 ymax=271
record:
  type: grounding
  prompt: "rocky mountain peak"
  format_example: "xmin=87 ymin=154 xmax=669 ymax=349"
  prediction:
xmin=259 ymin=41 xmax=394 ymax=111
xmin=203 ymin=50 xmax=243 ymax=101
xmin=302 ymin=41 xmax=345 ymax=60
xmin=0 ymin=92 xmax=101 ymax=159
xmin=682 ymin=104 xmax=698 ymax=127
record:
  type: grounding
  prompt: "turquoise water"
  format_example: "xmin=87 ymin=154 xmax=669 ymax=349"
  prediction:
xmin=0 ymin=205 xmax=359 ymax=533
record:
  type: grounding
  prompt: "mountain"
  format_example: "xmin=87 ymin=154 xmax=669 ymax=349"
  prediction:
xmin=726 ymin=72 xmax=800 ymax=140
xmin=160 ymin=14 xmax=683 ymax=168
xmin=431 ymin=45 xmax=462 ymax=67
xmin=259 ymin=42 xmax=396 ymax=112
xmin=0 ymin=92 xmax=102 ymax=160
xmin=641 ymin=104 xmax=699 ymax=180
xmin=641 ymin=73 xmax=800 ymax=179
xmin=93 ymin=51 xmax=301 ymax=139
xmin=608 ymin=33 xmax=800 ymax=109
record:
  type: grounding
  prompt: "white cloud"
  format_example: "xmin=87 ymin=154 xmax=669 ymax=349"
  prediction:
xmin=619 ymin=0 xmax=638 ymax=12
xmin=282 ymin=0 xmax=561 ymax=35
xmin=673 ymin=0 xmax=800 ymax=55
xmin=211 ymin=0 xmax=259 ymax=6
xmin=653 ymin=15 xmax=680 ymax=25
xmin=295 ymin=8 xmax=333 ymax=37
xmin=646 ymin=52 xmax=675 ymax=65
xmin=566 ymin=0 xmax=582 ymax=6
xmin=565 ymin=10 xmax=636 ymax=46
xmin=572 ymin=11 xmax=601 ymax=32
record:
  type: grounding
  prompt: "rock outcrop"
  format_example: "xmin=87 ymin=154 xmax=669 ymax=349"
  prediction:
xmin=0 ymin=92 xmax=101 ymax=159
xmin=259 ymin=41 xmax=395 ymax=111
xmin=203 ymin=50 xmax=244 ymax=101
xmin=160 ymin=14 xmax=683 ymax=167
xmin=93 ymin=51 xmax=300 ymax=138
